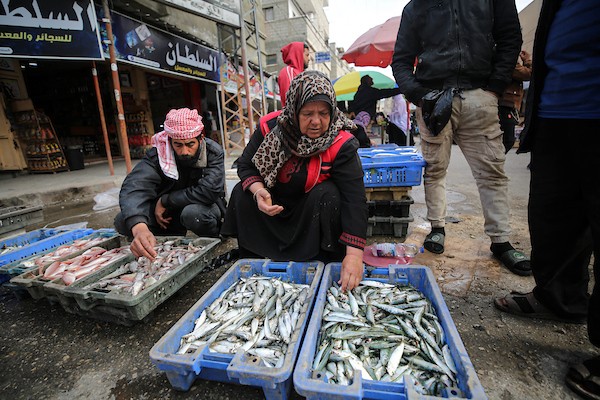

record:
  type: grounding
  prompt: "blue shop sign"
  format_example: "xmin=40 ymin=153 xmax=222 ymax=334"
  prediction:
xmin=100 ymin=8 xmax=221 ymax=84
xmin=0 ymin=0 xmax=103 ymax=60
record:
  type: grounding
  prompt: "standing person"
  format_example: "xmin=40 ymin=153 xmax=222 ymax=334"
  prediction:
xmin=221 ymin=71 xmax=368 ymax=292
xmin=494 ymin=2 xmax=600 ymax=398
xmin=387 ymin=93 xmax=414 ymax=146
xmin=349 ymin=75 xmax=401 ymax=119
xmin=351 ymin=111 xmax=372 ymax=148
xmin=114 ymin=108 xmax=226 ymax=260
xmin=278 ymin=42 xmax=310 ymax=107
xmin=499 ymin=50 xmax=532 ymax=153
xmin=392 ymin=1 xmax=530 ymax=275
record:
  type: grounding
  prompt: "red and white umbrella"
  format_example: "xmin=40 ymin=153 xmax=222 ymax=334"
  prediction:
xmin=341 ymin=16 xmax=401 ymax=68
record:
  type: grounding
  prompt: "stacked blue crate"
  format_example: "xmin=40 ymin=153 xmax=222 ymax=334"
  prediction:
xmin=358 ymin=148 xmax=425 ymax=238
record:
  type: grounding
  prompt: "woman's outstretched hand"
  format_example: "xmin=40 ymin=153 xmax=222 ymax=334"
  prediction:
xmin=253 ymin=187 xmax=284 ymax=216
xmin=339 ymin=247 xmax=364 ymax=292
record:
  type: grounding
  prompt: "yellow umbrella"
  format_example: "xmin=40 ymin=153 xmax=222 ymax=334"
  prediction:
xmin=333 ymin=70 xmax=397 ymax=101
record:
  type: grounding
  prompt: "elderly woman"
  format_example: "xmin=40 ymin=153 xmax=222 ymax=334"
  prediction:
xmin=221 ymin=71 xmax=368 ymax=291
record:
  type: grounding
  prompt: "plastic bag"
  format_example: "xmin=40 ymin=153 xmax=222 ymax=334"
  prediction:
xmin=93 ymin=187 xmax=120 ymax=211
xmin=53 ymin=222 xmax=89 ymax=231
xmin=421 ymin=88 xmax=455 ymax=136
xmin=371 ymin=243 xmax=419 ymax=264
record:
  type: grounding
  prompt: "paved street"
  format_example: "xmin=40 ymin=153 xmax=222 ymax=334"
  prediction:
xmin=0 ymin=144 xmax=591 ymax=399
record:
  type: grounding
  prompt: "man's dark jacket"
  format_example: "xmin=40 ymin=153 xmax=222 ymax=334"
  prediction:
xmin=118 ymin=138 xmax=226 ymax=232
xmin=392 ymin=0 xmax=522 ymax=105
xmin=349 ymin=85 xmax=402 ymax=118
xmin=517 ymin=0 xmax=561 ymax=154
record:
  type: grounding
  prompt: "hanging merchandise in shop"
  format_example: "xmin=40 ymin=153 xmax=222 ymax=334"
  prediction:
xmin=97 ymin=8 xmax=221 ymax=83
xmin=0 ymin=0 xmax=103 ymax=60
xmin=222 ymin=60 xmax=265 ymax=98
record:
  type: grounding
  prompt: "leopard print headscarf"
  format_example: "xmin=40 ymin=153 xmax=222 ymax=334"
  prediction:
xmin=253 ymin=70 xmax=356 ymax=188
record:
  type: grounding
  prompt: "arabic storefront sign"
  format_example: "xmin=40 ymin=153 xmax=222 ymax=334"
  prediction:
xmin=157 ymin=0 xmax=241 ymax=28
xmin=0 ymin=0 xmax=103 ymax=60
xmin=100 ymin=9 xmax=221 ymax=84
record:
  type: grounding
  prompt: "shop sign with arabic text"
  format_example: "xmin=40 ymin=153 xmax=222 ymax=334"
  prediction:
xmin=157 ymin=0 xmax=240 ymax=28
xmin=100 ymin=8 xmax=221 ymax=83
xmin=0 ymin=0 xmax=103 ymax=60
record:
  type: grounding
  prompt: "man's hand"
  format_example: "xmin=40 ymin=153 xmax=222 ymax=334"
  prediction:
xmin=155 ymin=198 xmax=172 ymax=230
xmin=520 ymin=50 xmax=532 ymax=64
xmin=130 ymin=223 xmax=157 ymax=260
xmin=338 ymin=247 xmax=364 ymax=292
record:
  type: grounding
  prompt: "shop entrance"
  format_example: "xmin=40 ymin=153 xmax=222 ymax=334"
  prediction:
xmin=146 ymin=73 xmax=188 ymax=132
xmin=20 ymin=60 xmax=119 ymax=160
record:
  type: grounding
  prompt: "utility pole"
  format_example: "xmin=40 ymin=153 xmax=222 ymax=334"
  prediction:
xmin=102 ymin=0 xmax=132 ymax=173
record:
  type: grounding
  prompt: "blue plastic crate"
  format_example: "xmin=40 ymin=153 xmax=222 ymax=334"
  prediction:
xmin=293 ymin=263 xmax=487 ymax=400
xmin=9 ymin=229 xmax=122 ymax=301
xmin=1 ymin=228 xmax=58 ymax=250
xmin=0 ymin=228 xmax=95 ymax=283
xmin=0 ymin=228 xmax=95 ymax=266
xmin=149 ymin=258 xmax=324 ymax=399
xmin=360 ymin=152 xmax=426 ymax=188
xmin=358 ymin=146 xmax=418 ymax=156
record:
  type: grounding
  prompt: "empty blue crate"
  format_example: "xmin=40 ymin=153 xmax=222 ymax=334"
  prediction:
xmin=359 ymin=150 xmax=425 ymax=187
xmin=150 ymin=258 xmax=323 ymax=400
xmin=293 ymin=263 xmax=486 ymax=400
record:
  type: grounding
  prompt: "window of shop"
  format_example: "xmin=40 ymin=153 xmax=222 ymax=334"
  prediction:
xmin=266 ymin=54 xmax=278 ymax=65
xmin=264 ymin=7 xmax=274 ymax=21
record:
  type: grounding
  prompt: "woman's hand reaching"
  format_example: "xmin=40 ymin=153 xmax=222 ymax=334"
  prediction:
xmin=339 ymin=247 xmax=364 ymax=292
xmin=252 ymin=186 xmax=283 ymax=216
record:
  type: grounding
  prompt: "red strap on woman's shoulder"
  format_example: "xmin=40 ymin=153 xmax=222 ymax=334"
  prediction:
xmin=260 ymin=110 xmax=282 ymax=136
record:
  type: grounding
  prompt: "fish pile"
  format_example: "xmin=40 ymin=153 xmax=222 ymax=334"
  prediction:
xmin=20 ymin=236 xmax=111 ymax=270
xmin=42 ymin=246 xmax=130 ymax=285
xmin=312 ymin=280 xmax=457 ymax=396
xmin=176 ymin=275 xmax=310 ymax=369
xmin=84 ymin=240 xmax=205 ymax=296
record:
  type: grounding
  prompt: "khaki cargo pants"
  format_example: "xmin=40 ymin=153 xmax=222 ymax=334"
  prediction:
xmin=417 ymin=88 xmax=510 ymax=243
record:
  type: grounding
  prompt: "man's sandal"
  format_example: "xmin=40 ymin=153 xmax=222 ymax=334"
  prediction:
xmin=494 ymin=249 xmax=531 ymax=276
xmin=494 ymin=291 xmax=586 ymax=324
xmin=566 ymin=357 xmax=600 ymax=400
xmin=423 ymin=232 xmax=445 ymax=254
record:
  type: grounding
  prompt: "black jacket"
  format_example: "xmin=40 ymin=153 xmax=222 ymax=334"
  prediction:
xmin=118 ymin=138 xmax=226 ymax=232
xmin=392 ymin=0 xmax=522 ymax=105
xmin=517 ymin=0 xmax=561 ymax=154
xmin=349 ymin=85 xmax=402 ymax=118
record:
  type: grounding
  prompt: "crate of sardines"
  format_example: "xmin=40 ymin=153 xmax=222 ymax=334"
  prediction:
xmin=293 ymin=263 xmax=486 ymax=400
xmin=10 ymin=230 xmax=128 ymax=301
xmin=150 ymin=258 xmax=323 ymax=400
xmin=59 ymin=237 xmax=220 ymax=325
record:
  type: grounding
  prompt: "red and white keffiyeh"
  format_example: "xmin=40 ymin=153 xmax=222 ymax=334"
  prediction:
xmin=151 ymin=108 xmax=204 ymax=179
